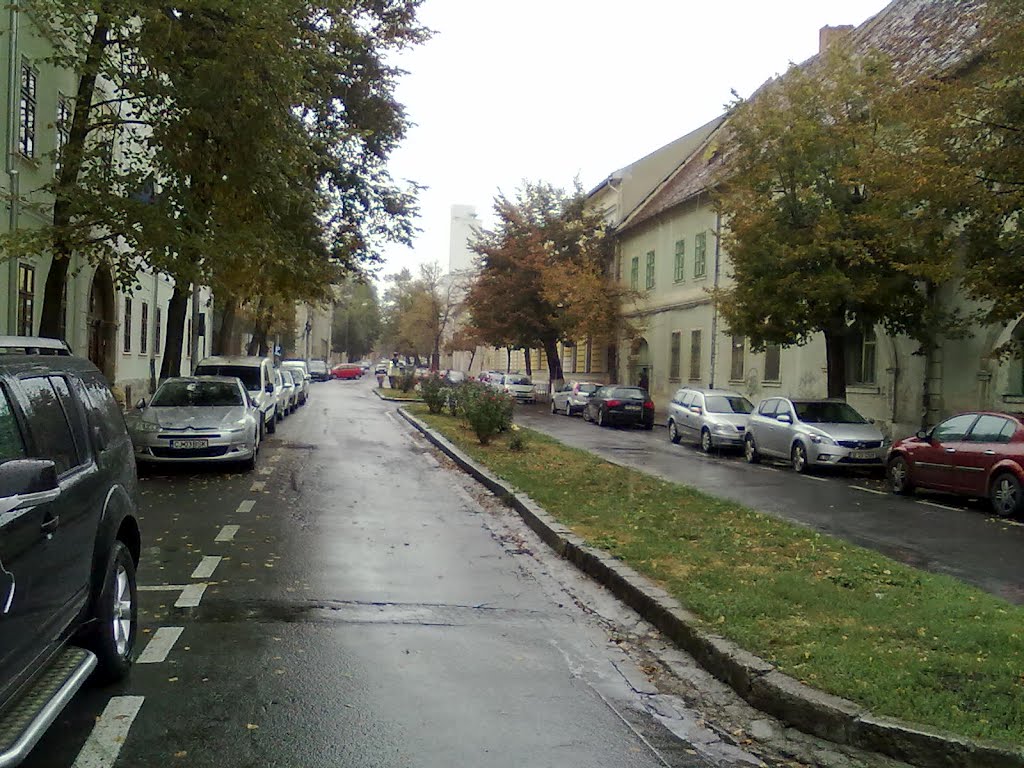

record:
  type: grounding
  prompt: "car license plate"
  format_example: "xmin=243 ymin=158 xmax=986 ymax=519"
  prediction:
xmin=170 ymin=439 xmax=208 ymax=449
xmin=624 ymin=404 xmax=641 ymax=411
xmin=850 ymin=449 xmax=876 ymax=460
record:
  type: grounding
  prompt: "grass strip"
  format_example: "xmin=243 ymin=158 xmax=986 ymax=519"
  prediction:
xmin=410 ymin=406 xmax=1024 ymax=746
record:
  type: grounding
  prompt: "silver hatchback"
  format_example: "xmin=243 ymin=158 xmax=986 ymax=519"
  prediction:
xmin=667 ymin=387 xmax=753 ymax=452
xmin=744 ymin=397 xmax=887 ymax=473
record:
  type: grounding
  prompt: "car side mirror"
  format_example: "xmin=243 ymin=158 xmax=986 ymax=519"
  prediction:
xmin=265 ymin=383 xmax=274 ymax=393
xmin=0 ymin=459 xmax=60 ymax=515
xmin=135 ymin=398 xmax=146 ymax=410
xmin=777 ymin=413 xmax=793 ymax=424
xmin=691 ymin=405 xmax=703 ymax=415
xmin=916 ymin=429 xmax=929 ymax=440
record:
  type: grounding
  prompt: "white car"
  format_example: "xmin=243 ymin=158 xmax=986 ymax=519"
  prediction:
xmin=500 ymin=373 xmax=535 ymax=403
xmin=194 ymin=355 xmax=280 ymax=436
xmin=282 ymin=361 xmax=310 ymax=405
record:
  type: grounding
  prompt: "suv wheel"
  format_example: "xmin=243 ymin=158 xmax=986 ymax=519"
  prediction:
xmin=991 ymin=473 xmax=1023 ymax=518
xmin=88 ymin=540 xmax=138 ymax=683
xmin=744 ymin=435 xmax=760 ymax=464
xmin=266 ymin=411 xmax=277 ymax=435
xmin=668 ymin=420 xmax=681 ymax=444
xmin=597 ymin=408 xmax=606 ymax=428
xmin=700 ymin=428 xmax=713 ymax=453
xmin=791 ymin=443 xmax=809 ymax=474
xmin=550 ymin=399 xmax=558 ymax=414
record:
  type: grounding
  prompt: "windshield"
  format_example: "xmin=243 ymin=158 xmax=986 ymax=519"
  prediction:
xmin=288 ymin=370 xmax=303 ymax=383
xmin=150 ymin=380 xmax=243 ymax=408
xmin=794 ymin=401 xmax=868 ymax=424
xmin=611 ymin=387 xmax=646 ymax=400
xmin=577 ymin=383 xmax=598 ymax=394
xmin=505 ymin=375 xmax=531 ymax=385
xmin=706 ymin=395 xmax=754 ymax=414
xmin=194 ymin=365 xmax=261 ymax=391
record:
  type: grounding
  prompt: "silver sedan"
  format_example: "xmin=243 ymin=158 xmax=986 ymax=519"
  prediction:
xmin=126 ymin=376 xmax=261 ymax=470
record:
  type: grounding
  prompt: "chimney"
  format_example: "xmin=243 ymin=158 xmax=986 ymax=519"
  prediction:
xmin=819 ymin=24 xmax=854 ymax=53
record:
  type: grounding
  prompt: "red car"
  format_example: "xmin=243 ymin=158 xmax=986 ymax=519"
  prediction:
xmin=331 ymin=363 xmax=363 ymax=380
xmin=887 ymin=411 xmax=1024 ymax=517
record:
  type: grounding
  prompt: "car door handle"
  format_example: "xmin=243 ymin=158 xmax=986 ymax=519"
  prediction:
xmin=40 ymin=516 xmax=60 ymax=535
xmin=945 ymin=448 xmax=957 ymax=453
xmin=984 ymin=450 xmax=996 ymax=456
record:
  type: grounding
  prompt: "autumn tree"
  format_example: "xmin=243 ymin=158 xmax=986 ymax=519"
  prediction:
xmin=466 ymin=181 xmax=625 ymax=386
xmin=922 ymin=0 xmax=1024 ymax=354
xmin=379 ymin=263 xmax=461 ymax=367
xmin=333 ymin=280 xmax=382 ymax=362
xmin=716 ymin=44 xmax=960 ymax=399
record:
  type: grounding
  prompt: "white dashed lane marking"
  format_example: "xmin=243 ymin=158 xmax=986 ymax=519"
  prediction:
xmin=72 ymin=695 xmax=144 ymax=768
xmin=137 ymin=627 xmax=184 ymax=664
xmin=269 ymin=455 xmax=282 ymax=464
xmin=191 ymin=556 xmax=221 ymax=580
xmin=215 ymin=524 xmax=240 ymax=543
xmin=250 ymin=481 xmax=266 ymax=492
xmin=257 ymin=467 xmax=274 ymax=476
xmin=850 ymin=485 xmax=888 ymax=496
xmin=137 ymin=584 xmax=188 ymax=593
xmin=918 ymin=500 xmax=964 ymax=512
xmin=175 ymin=583 xmax=208 ymax=609
xmin=236 ymin=500 xmax=256 ymax=515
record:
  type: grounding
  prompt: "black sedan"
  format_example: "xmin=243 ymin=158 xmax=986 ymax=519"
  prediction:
xmin=583 ymin=386 xmax=655 ymax=429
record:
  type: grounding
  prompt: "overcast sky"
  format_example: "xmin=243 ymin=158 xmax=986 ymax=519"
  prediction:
xmin=377 ymin=0 xmax=892 ymax=281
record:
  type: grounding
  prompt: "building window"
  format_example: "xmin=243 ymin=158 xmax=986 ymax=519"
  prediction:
xmin=730 ymin=335 xmax=745 ymax=381
xmin=630 ymin=256 xmax=639 ymax=291
xmin=17 ymin=264 xmax=35 ymax=336
xmin=123 ymin=298 xmax=132 ymax=353
xmin=694 ymin=232 xmax=707 ymax=278
xmin=155 ymin=308 xmax=162 ymax=354
xmin=764 ymin=344 xmax=781 ymax=382
xmin=645 ymin=250 xmax=655 ymax=290
xmin=55 ymin=93 xmax=71 ymax=177
xmin=846 ymin=326 xmax=877 ymax=385
xmin=140 ymin=302 xmax=149 ymax=353
xmin=669 ymin=331 xmax=681 ymax=380
xmin=673 ymin=240 xmax=685 ymax=282
xmin=566 ymin=342 xmax=577 ymax=374
xmin=689 ymin=330 xmax=702 ymax=381
xmin=615 ymin=255 xmax=621 ymax=282
xmin=18 ymin=59 xmax=37 ymax=158
xmin=585 ymin=338 xmax=592 ymax=373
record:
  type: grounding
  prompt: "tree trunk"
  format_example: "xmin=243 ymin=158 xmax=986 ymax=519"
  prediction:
xmin=39 ymin=15 xmax=110 ymax=337
xmin=213 ymin=296 xmax=237 ymax=355
xmin=431 ymin=335 xmax=440 ymax=371
xmin=543 ymin=336 xmax=563 ymax=386
xmin=524 ymin=348 xmax=532 ymax=376
xmin=468 ymin=347 xmax=476 ymax=371
xmin=159 ymin=286 xmax=189 ymax=380
xmin=505 ymin=347 xmax=512 ymax=372
xmin=823 ymin=328 xmax=848 ymax=400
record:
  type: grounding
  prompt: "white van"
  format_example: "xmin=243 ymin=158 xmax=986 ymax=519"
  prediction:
xmin=194 ymin=356 xmax=279 ymax=436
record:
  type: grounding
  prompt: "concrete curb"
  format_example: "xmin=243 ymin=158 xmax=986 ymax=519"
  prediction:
xmin=372 ymin=388 xmax=422 ymax=404
xmin=397 ymin=407 xmax=1024 ymax=768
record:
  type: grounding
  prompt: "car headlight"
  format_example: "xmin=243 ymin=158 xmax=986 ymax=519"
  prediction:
xmin=713 ymin=424 xmax=733 ymax=435
xmin=130 ymin=420 xmax=161 ymax=434
xmin=809 ymin=434 xmax=835 ymax=445
xmin=223 ymin=423 xmax=248 ymax=433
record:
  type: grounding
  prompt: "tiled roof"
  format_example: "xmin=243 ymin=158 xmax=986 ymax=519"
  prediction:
xmin=618 ymin=0 xmax=993 ymax=235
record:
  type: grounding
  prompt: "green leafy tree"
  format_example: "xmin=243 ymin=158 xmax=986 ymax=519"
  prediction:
xmin=716 ymin=44 xmax=959 ymax=399
xmin=332 ymin=280 xmax=382 ymax=362
xmin=466 ymin=181 xmax=626 ymax=385
xmin=922 ymin=0 xmax=1024 ymax=354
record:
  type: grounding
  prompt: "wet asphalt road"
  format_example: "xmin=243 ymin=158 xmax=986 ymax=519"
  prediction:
xmin=517 ymin=405 xmax=1024 ymax=604
xmin=21 ymin=379 xmax=788 ymax=768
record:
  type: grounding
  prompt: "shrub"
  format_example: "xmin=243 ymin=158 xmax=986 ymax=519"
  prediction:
xmin=399 ymin=371 xmax=417 ymax=392
xmin=461 ymin=384 xmax=515 ymax=445
xmin=508 ymin=424 xmax=526 ymax=452
xmin=420 ymin=374 xmax=449 ymax=414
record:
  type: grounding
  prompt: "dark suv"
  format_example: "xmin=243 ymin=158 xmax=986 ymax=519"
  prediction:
xmin=0 ymin=344 xmax=141 ymax=766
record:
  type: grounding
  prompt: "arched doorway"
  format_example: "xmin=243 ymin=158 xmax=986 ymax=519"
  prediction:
xmin=87 ymin=266 xmax=116 ymax=381
xmin=630 ymin=337 xmax=651 ymax=388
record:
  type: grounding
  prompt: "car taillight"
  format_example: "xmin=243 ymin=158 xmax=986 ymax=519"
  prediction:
xmin=644 ymin=401 xmax=654 ymax=409
xmin=605 ymin=399 xmax=622 ymax=407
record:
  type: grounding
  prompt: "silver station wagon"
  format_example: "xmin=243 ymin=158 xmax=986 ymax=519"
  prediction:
xmin=744 ymin=397 xmax=887 ymax=473
xmin=667 ymin=387 xmax=754 ymax=452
